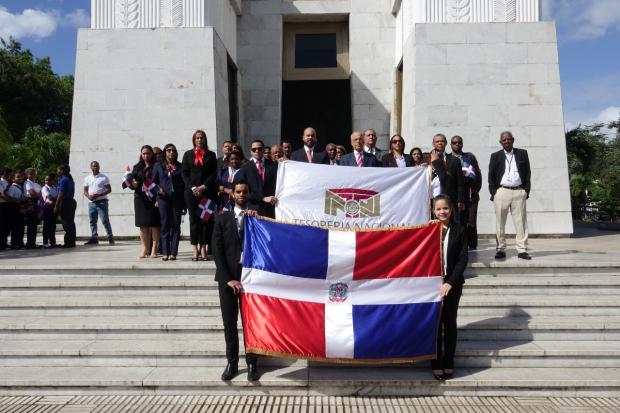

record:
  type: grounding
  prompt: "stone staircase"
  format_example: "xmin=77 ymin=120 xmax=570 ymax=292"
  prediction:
xmin=0 ymin=261 xmax=619 ymax=396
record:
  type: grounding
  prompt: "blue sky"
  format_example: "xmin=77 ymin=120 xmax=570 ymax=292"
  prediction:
xmin=1 ymin=0 xmax=619 ymax=130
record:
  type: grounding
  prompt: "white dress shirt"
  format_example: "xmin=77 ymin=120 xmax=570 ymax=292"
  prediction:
xmin=499 ymin=150 xmax=522 ymax=187
xmin=442 ymin=227 xmax=450 ymax=275
xmin=363 ymin=146 xmax=376 ymax=155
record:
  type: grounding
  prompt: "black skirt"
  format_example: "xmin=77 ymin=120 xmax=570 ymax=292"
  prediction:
xmin=134 ymin=193 xmax=160 ymax=228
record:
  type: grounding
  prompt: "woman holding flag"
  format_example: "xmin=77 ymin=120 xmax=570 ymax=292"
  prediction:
xmin=153 ymin=143 xmax=185 ymax=261
xmin=131 ymin=145 xmax=161 ymax=258
xmin=430 ymin=194 xmax=468 ymax=381
xmin=181 ymin=130 xmax=218 ymax=261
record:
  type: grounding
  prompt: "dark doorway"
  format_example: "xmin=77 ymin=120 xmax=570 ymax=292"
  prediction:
xmin=281 ymin=79 xmax=352 ymax=150
xmin=227 ymin=56 xmax=239 ymax=142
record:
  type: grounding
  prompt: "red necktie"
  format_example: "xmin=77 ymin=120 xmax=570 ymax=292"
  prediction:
xmin=256 ymin=160 xmax=265 ymax=181
xmin=356 ymin=152 xmax=363 ymax=167
xmin=306 ymin=150 xmax=312 ymax=163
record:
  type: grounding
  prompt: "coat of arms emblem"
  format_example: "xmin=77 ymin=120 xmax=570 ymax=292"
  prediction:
xmin=328 ymin=282 xmax=349 ymax=303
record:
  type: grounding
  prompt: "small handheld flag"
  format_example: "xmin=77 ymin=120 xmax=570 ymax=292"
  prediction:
xmin=142 ymin=178 xmax=160 ymax=201
xmin=198 ymin=197 xmax=215 ymax=222
xmin=461 ymin=161 xmax=476 ymax=179
xmin=121 ymin=165 xmax=135 ymax=189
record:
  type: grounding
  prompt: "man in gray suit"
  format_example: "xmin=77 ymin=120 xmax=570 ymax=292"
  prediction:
xmin=363 ymin=129 xmax=385 ymax=161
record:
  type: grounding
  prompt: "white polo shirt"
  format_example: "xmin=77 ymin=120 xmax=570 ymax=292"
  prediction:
xmin=24 ymin=179 xmax=42 ymax=198
xmin=83 ymin=173 xmax=111 ymax=202
xmin=0 ymin=178 xmax=8 ymax=204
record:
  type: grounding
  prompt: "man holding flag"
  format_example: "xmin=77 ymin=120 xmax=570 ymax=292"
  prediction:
xmin=212 ymin=181 xmax=260 ymax=382
xmin=450 ymin=135 xmax=482 ymax=249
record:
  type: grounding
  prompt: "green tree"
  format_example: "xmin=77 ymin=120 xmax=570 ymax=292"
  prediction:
xmin=7 ymin=126 xmax=70 ymax=177
xmin=566 ymin=116 xmax=620 ymax=221
xmin=0 ymin=37 xmax=73 ymax=143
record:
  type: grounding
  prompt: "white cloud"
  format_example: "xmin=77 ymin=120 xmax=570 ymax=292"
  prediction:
xmin=0 ymin=6 xmax=90 ymax=41
xmin=566 ymin=106 xmax=620 ymax=131
xmin=546 ymin=0 xmax=620 ymax=40
xmin=63 ymin=9 xmax=90 ymax=28
xmin=0 ymin=6 xmax=57 ymax=40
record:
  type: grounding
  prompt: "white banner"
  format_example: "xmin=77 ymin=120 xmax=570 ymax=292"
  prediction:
xmin=275 ymin=161 xmax=431 ymax=229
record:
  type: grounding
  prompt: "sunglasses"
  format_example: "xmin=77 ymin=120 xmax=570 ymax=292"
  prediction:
xmin=250 ymin=147 xmax=264 ymax=152
xmin=451 ymin=141 xmax=463 ymax=145
xmin=391 ymin=140 xmax=404 ymax=144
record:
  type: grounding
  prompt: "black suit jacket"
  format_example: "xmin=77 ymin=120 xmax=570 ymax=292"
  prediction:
xmin=382 ymin=153 xmax=413 ymax=167
xmin=212 ymin=211 xmax=243 ymax=283
xmin=217 ymin=156 xmax=227 ymax=171
xmin=290 ymin=147 xmax=330 ymax=164
xmin=152 ymin=161 xmax=184 ymax=202
xmin=453 ymin=152 xmax=482 ymax=202
xmin=431 ymin=154 xmax=464 ymax=204
xmin=488 ymin=148 xmax=531 ymax=198
xmin=181 ymin=148 xmax=218 ymax=199
xmin=444 ymin=222 xmax=468 ymax=289
xmin=233 ymin=158 xmax=278 ymax=217
xmin=339 ymin=151 xmax=382 ymax=167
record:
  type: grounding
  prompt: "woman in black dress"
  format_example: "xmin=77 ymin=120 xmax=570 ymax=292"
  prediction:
xmin=153 ymin=143 xmax=185 ymax=261
xmin=430 ymin=194 xmax=468 ymax=381
xmin=131 ymin=145 xmax=161 ymax=258
xmin=181 ymin=130 xmax=218 ymax=261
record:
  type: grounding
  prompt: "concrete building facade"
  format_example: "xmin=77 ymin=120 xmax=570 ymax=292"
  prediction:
xmin=71 ymin=0 xmax=572 ymax=236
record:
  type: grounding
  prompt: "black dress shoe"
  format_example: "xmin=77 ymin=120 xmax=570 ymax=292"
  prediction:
xmin=518 ymin=252 xmax=532 ymax=260
xmin=84 ymin=238 xmax=99 ymax=245
xmin=431 ymin=370 xmax=445 ymax=381
xmin=494 ymin=251 xmax=506 ymax=259
xmin=221 ymin=363 xmax=238 ymax=381
xmin=247 ymin=364 xmax=260 ymax=382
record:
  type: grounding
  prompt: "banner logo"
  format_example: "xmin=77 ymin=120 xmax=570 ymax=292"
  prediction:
xmin=324 ymin=188 xmax=380 ymax=218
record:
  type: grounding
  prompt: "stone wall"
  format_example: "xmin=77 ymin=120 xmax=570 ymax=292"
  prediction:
xmin=349 ymin=1 xmax=396 ymax=149
xmin=70 ymin=27 xmax=230 ymax=237
xmin=237 ymin=0 xmax=283 ymax=147
xmin=402 ymin=22 xmax=573 ymax=235
xmin=238 ymin=0 xmax=396 ymax=149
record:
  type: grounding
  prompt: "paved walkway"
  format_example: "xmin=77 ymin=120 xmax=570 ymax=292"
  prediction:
xmin=2 ymin=222 xmax=620 ymax=268
xmin=0 ymin=395 xmax=619 ymax=413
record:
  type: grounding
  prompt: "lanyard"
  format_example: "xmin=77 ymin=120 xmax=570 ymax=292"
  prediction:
xmin=227 ymin=167 xmax=239 ymax=183
xmin=505 ymin=152 xmax=514 ymax=174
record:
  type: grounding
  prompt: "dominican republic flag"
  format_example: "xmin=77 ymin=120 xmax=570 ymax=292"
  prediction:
xmin=121 ymin=166 xmax=135 ymax=189
xmin=241 ymin=217 xmax=443 ymax=363
xmin=142 ymin=178 xmax=159 ymax=201
xmin=461 ymin=161 xmax=477 ymax=179
xmin=198 ymin=197 xmax=215 ymax=222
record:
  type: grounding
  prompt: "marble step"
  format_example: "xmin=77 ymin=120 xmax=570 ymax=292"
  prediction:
xmin=2 ymin=306 xmax=618 ymax=317
xmin=3 ymin=274 xmax=620 ymax=288
xmin=3 ymin=263 xmax=620 ymax=278
xmin=1 ymin=366 xmax=619 ymax=397
xmin=0 ymin=339 xmax=618 ymax=368
xmin=0 ymin=315 xmax=619 ymax=342
xmin=1 ymin=294 xmax=618 ymax=307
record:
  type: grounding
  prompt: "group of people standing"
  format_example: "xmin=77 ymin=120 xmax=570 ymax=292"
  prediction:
xmin=210 ymin=126 xmax=532 ymax=384
xmin=0 ymin=165 xmax=77 ymax=250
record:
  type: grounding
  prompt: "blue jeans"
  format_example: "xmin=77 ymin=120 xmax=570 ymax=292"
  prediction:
xmin=88 ymin=199 xmax=113 ymax=239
